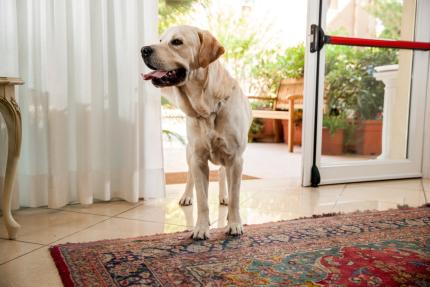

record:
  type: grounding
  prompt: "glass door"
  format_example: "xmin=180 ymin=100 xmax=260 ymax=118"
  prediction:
xmin=302 ymin=0 xmax=430 ymax=186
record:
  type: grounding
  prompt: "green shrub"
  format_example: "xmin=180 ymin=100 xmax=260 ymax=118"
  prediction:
xmin=323 ymin=113 xmax=349 ymax=135
xmin=251 ymin=44 xmax=305 ymax=96
xmin=249 ymin=118 xmax=264 ymax=135
xmin=325 ymin=45 xmax=398 ymax=120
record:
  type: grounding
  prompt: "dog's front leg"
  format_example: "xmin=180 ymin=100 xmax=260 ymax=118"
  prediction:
xmin=226 ymin=157 xmax=244 ymax=236
xmin=190 ymin=156 xmax=211 ymax=240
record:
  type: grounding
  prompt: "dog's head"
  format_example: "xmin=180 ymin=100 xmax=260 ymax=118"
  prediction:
xmin=141 ymin=25 xmax=225 ymax=87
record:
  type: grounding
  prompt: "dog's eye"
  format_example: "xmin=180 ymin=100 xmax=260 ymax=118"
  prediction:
xmin=171 ymin=39 xmax=183 ymax=46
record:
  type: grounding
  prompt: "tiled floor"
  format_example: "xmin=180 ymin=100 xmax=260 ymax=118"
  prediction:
xmin=0 ymin=177 xmax=429 ymax=286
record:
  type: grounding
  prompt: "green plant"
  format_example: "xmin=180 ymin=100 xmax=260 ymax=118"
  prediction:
xmin=249 ymin=118 xmax=264 ymax=135
xmin=161 ymin=96 xmax=174 ymax=108
xmin=162 ymin=129 xmax=186 ymax=145
xmin=343 ymin=119 xmax=356 ymax=147
xmin=325 ymin=45 xmax=398 ymax=120
xmin=248 ymin=118 xmax=264 ymax=142
xmin=158 ymin=0 xmax=202 ymax=33
xmin=323 ymin=113 xmax=349 ymax=135
xmin=251 ymin=44 xmax=305 ymax=96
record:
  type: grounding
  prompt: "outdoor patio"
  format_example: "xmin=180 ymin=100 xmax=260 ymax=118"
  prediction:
xmin=162 ymin=111 xmax=375 ymax=184
xmin=164 ymin=143 xmax=301 ymax=180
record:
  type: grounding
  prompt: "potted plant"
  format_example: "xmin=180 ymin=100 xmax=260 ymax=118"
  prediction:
xmin=248 ymin=100 xmax=277 ymax=142
xmin=282 ymin=109 xmax=303 ymax=146
xmin=355 ymin=115 xmax=382 ymax=156
xmin=324 ymin=45 xmax=396 ymax=156
xmin=322 ymin=114 xmax=348 ymax=155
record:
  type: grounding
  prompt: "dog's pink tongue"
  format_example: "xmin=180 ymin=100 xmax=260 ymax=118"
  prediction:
xmin=141 ymin=70 xmax=168 ymax=80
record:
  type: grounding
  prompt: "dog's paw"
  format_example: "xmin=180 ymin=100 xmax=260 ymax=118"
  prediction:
xmin=179 ymin=195 xmax=192 ymax=206
xmin=219 ymin=197 xmax=228 ymax=206
xmin=226 ymin=222 xmax=243 ymax=236
xmin=192 ymin=224 xmax=210 ymax=240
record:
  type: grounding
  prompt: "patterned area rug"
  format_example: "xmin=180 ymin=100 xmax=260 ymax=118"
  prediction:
xmin=50 ymin=207 xmax=430 ymax=286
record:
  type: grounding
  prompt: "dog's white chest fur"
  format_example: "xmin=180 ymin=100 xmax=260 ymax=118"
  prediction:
xmin=187 ymin=110 xmax=234 ymax=166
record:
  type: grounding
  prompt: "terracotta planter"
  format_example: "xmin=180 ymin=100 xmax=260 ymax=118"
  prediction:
xmin=261 ymin=118 xmax=275 ymax=137
xmin=355 ymin=119 xmax=382 ymax=156
xmin=322 ymin=127 xmax=344 ymax=155
xmin=281 ymin=120 xmax=302 ymax=146
xmin=249 ymin=118 xmax=278 ymax=143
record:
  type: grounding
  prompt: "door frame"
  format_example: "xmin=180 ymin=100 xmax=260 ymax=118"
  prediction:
xmin=302 ymin=0 xmax=430 ymax=186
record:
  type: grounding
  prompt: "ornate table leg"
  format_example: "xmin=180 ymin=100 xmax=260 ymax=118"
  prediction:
xmin=0 ymin=77 xmax=23 ymax=240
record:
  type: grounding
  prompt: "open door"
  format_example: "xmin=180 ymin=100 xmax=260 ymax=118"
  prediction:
xmin=302 ymin=0 xmax=430 ymax=186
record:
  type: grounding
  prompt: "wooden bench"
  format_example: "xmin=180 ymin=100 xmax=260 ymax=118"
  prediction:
xmin=249 ymin=79 xmax=304 ymax=152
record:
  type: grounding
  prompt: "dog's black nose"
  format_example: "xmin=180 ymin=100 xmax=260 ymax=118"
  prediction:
xmin=141 ymin=46 xmax=153 ymax=58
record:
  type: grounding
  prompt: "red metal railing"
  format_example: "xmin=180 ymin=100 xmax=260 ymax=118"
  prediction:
xmin=326 ymin=35 xmax=430 ymax=51
xmin=310 ymin=25 xmax=430 ymax=52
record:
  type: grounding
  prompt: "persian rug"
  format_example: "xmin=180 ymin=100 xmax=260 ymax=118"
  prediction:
xmin=50 ymin=207 xmax=430 ymax=287
xmin=165 ymin=171 xmax=258 ymax=185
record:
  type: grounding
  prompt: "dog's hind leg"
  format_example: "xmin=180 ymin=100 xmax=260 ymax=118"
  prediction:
xmin=226 ymin=156 xmax=244 ymax=236
xmin=218 ymin=166 xmax=228 ymax=205
xmin=179 ymin=170 xmax=194 ymax=206
xmin=179 ymin=145 xmax=194 ymax=206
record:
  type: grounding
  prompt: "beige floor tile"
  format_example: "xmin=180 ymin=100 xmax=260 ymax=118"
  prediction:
xmin=213 ymin=207 xmax=325 ymax=229
xmin=116 ymin=198 xmax=226 ymax=227
xmin=341 ymin=181 xmax=426 ymax=207
xmin=240 ymin=184 xmax=344 ymax=215
xmin=213 ymin=207 xmax=301 ymax=228
xmin=345 ymin=178 xmax=423 ymax=192
xmin=423 ymin=179 xmax=430 ymax=202
xmin=0 ymin=247 xmax=62 ymax=287
xmin=60 ymin=200 xmax=142 ymax=216
xmin=54 ymin=217 xmax=189 ymax=244
xmin=240 ymin=177 xmax=302 ymax=192
xmin=423 ymin=178 xmax=430 ymax=191
xmin=0 ymin=208 xmax=108 ymax=245
xmin=0 ymin=239 xmax=43 ymax=265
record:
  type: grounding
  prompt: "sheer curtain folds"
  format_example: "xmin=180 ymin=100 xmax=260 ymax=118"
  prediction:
xmin=0 ymin=0 xmax=165 ymax=209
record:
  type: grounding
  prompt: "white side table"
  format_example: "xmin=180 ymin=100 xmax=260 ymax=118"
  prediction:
xmin=0 ymin=77 xmax=23 ymax=239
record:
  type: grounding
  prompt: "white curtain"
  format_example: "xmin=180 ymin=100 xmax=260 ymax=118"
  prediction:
xmin=0 ymin=0 xmax=165 ymax=209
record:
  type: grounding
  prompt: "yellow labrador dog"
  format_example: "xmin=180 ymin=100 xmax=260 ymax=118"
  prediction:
xmin=141 ymin=25 xmax=252 ymax=240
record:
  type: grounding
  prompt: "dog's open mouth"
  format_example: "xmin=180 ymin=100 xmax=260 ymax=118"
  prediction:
xmin=141 ymin=68 xmax=186 ymax=87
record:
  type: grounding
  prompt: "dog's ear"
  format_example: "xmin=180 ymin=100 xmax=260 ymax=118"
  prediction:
xmin=197 ymin=30 xmax=225 ymax=68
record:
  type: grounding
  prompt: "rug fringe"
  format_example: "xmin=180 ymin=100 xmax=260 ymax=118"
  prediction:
xmin=50 ymin=246 xmax=75 ymax=287
xmin=293 ymin=212 xmax=343 ymax=220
